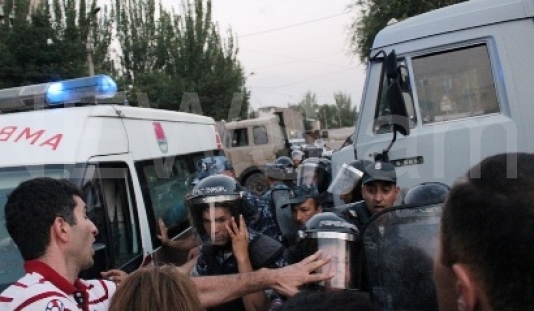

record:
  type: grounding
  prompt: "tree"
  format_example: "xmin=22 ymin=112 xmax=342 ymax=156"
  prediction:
xmin=115 ymin=0 xmax=248 ymax=120
xmin=0 ymin=0 xmax=113 ymax=88
xmin=334 ymin=92 xmax=357 ymax=127
xmin=348 ymin=0 xmax=467 ymax=62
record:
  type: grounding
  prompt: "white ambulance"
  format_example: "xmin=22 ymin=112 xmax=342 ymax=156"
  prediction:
xmin=335 ymin=0 xmax=534 ymax=190
xmin=0 ymin=75 xmax=225 ymax=290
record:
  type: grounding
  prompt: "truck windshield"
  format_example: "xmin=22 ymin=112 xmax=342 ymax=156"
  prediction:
xmin=0 ymin=165 xmax=79 ymax=292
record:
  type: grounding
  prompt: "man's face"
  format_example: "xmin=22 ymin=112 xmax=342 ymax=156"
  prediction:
xmin=361 ymin=181 xmax=399 ymax=215
xmin=202 ymin=207 xmax=232 ymax=245
xmin=291 ymin=198 xmax=322 ymax=227
xmin=68 ymin=195 xmax=98 ymax=270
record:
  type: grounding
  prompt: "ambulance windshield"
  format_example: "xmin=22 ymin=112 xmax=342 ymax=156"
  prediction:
xmin=0 ymin=165 xmax=75 ymax=292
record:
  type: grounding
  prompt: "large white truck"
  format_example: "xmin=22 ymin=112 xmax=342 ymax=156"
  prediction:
xmin=335 ymin=0 xmax=534 ymax=190
xmin=0 ymin=75 xmax=225 ymax=290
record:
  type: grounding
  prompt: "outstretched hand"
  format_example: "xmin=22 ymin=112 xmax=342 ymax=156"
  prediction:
xmin=100 ymin=269 xmax=129 ymax=286
xmin=157 ymin=218 xmax=170 ymax=246
xmin=270 ymin=250 xmax=333 ymax=297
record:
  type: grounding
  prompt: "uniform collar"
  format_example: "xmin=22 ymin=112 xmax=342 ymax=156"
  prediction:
xmin=24 ymin=260 xmax=86 ymax=295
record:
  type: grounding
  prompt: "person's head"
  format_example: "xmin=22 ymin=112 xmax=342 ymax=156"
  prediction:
xmin=108 ymin=265 xmax=201 ymax=311
xmin=328 ymin=159 xmax=372 ymax=204
xmin=292 ymin=150 xmax=304 ymax=167
xmin=435 ymin=153 xmax=534 ymax=311
xmin=186 ymin=175 xmax=243 ymax=246
xmin=262 ymin=158 xmax=296 ymax=185
xmin=402 ymin=182 xmax=450 ymax=206
xmin=361 ymin=161 xmax=399 ymax=215
xmin=299 ymin=212 xmax=362 ymax=291
xmin=286 ymin=185 xmax=322 ymax=227
xmin=5 ymin=177 xmax=98 ymax=270
xmin=278 ymin=281 xmax=381 ymax=311
xmin=297 ymin=158 xmax=332 ymax=194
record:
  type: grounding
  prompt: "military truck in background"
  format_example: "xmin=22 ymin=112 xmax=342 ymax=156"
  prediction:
xmin=218 ymin=107 xmax=304 ymax=195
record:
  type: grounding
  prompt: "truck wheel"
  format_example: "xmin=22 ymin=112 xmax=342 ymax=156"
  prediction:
xmin=243 ymin=172 xmax=269 ymax=196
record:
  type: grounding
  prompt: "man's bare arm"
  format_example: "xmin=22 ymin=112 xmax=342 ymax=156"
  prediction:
xmin=191 ymin=250 xmax=332 ymax=308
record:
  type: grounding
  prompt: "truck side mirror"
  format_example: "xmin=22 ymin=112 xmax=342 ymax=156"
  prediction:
xmin=386 ymin=50 xmax=410 ymax=137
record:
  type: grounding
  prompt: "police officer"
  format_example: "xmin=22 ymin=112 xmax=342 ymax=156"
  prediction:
xmin=186 ymin=175 xmax=286 ymax=311
xmin=337 ymin=161 xmax=399 ymax=230
xmin=258 ymin=156 xmax=297 ymax=243
xmin=296 ymin=157 xmax=334 ymax=211
xmin=276 ymin=184 xmax=322 ymax=248
xmin=328 ymin=159 xmax=372 ymax=204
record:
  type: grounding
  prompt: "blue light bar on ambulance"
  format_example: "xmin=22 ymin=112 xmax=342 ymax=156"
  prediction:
xmin=0 ymin=75 xmax=118 ymax=113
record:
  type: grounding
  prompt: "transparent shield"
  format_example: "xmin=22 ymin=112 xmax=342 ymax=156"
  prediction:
xmin=297 ymin=162 xmax=318 ymax=186
xmin=327 ymin=163 xmax=364 ymax=195
xmin=363 ymin=204 xmax=442 ymax=310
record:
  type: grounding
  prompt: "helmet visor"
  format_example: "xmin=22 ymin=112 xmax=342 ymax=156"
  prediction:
xmin=327 ymin=163 xmax=364 ymax=195
xmin=297 ymin=162 xmax=318 ymax=186
xmin=192 ymin=200 xmax=242 ymax=245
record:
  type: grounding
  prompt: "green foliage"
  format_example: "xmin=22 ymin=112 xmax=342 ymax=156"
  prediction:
xmin=0 ymin=0 xmax=113 ymax=88
xmin=115 ymin=0 xmax=248 ymax=120
xmin=291 ymin=91 xmax=355 ymax=130
xmin=348 ymin=0 xmax=467 ymax=62
xmin=0 ymin=0 xmax=246 ymax=121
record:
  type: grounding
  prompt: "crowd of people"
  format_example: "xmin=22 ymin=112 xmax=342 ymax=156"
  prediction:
xmin=1 ymin=149 xmax=533 ymax=311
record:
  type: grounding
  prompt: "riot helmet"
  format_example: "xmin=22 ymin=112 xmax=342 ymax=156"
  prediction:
xmin=328 ymin=159 xmax=372 ymax=204
xmin=260 ymin=158 xmax=296 ymax=181
xmin=402 ymin=182 xmax=450 ymax=206
xmin=189 ymin=155 xmax=232 ymax=186
xmin=275 ymin=156 xmax=294 ymax=169
xmin=303 ymin=145 xmax=323 ymax=159
xmin=297 ymin=212 xmax=363 ymax=290
xmin=296 ymin=158 xmax=332 ymax=193
xmin=185 ymin=175 xmax=244 ymax=243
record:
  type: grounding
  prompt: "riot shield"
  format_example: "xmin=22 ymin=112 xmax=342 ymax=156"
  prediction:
xmin=271 ymin=188 xmax=298 ymax=241
xmin=362 ymin=203 xmax=442 ymax=311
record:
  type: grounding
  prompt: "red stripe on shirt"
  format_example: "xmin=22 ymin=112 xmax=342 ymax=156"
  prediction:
xmin=88 ymin=280 xmax=109 ymax=305
xmin=14 ymin=291 xmax=68 ymax=311
xmin=0 ymin=296 xmax=13 ymax=302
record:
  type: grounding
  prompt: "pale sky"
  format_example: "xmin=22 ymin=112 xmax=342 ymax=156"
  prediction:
xmin=162 ymin=0 xmax=367 ymax=110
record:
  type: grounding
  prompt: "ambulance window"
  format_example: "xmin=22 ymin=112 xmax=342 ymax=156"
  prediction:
xmin=231 ymin=128 xmax=249 ymax=147
xmin=253 ymin=126 xmax=268 ymax=145
xmin=374 ymin=59 xmax=417 ymax=133
xmin=412 ymin=44 xmax=499 ymax=123
xmin=137 ymin=156 xmax=193 ymax=244
xmin=83 ymin=164 xmax=142 ymax=271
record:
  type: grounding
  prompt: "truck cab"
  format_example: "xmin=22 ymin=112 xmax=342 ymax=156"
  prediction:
xmin=350 ymin=0 xmax=534 ymax=189
xmin=222 ymin=115 xmax=287 ymax=194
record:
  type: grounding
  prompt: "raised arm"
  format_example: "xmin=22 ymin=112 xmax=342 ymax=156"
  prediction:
xmin=228 ymin=215 xmax=269 ymax=311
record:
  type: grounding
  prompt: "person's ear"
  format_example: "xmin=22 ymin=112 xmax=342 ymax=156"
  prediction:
xmin=52 ymin=217 xmax=70 ymax=243
xmin=452 ymin=263 xmax=478 ymax=311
